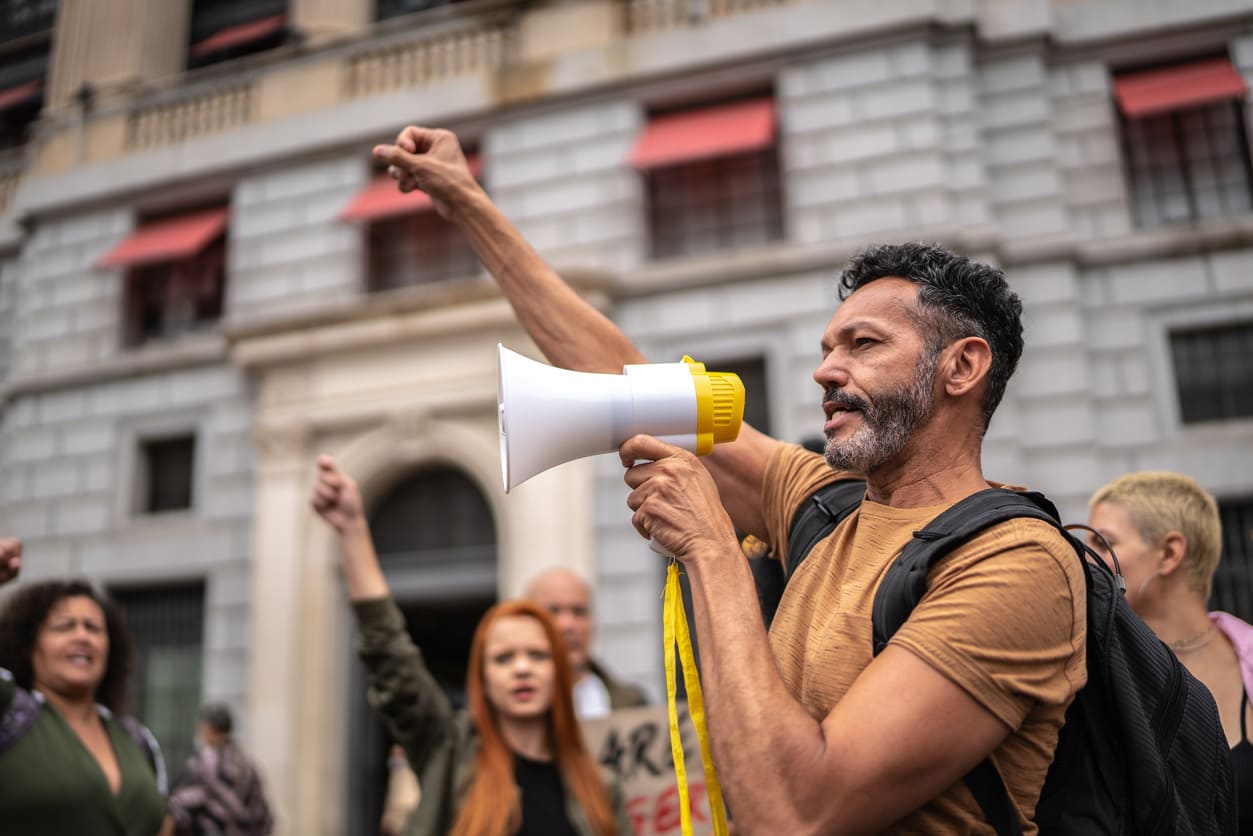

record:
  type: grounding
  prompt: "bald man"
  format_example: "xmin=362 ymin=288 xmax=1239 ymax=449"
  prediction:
xmin=524 ymin=567 xmax=647 ymax=719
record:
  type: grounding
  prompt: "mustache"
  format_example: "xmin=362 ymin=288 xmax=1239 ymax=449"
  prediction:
xmin=823 ymin=386 xmax=868 ymax=413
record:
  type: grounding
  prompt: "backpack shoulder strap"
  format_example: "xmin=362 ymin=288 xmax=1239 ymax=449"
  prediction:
xmin=785 ymin=479 xmax=866 ymax=578
xmin=868 ymin=487 xmax=1074 ymax=836
xmin=871 ymin=487 xmax=1063 ymax=655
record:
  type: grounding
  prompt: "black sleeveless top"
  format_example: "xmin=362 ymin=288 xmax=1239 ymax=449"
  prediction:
xmin=514 ymin=753 xmax=579 ymax=836
xmin=1230 ymin=689 xmax=1253 ymax=833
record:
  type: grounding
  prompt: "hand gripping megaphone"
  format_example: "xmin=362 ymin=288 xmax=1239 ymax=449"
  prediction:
xmin=497 ymin=344 xmax=746 ymax=492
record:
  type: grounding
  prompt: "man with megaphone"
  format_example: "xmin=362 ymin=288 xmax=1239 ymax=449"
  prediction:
xmin=373 ymin=127 xmax=1084 ymax=835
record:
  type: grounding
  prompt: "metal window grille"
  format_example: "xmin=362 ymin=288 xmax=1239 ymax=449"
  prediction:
xmin=1169 ymin=321 xmax=1253 ymax=423
xmin=0 ymin=0 xmax=56 ymax=45
xmin=189 ymin=0 xmax=287 ymax=44
xmin=1210 ymin=497 xmax=1253 ymax=623
xmin=1121 ymin=99 xmax=1253 ymax=228
xmin=647 ymin=147 xmax=784 ymax=260
xmin=367 ymin=213 xmax=481 ymax=292
xmin=376 ymin=0 xmax=458 ymax=21
xmin=139 ymin=435 xmax=196 ymax=514
xmin=125 ymin=237 xmax=226 ymax=347
xmin=111 ymin=582 xmax=205 ymax=776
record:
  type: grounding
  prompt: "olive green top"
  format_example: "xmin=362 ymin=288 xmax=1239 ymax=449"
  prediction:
xmin=352 ymin=597 xmax=631 ymax=836
xmin=0 ymin=670 xmax=167 ymax=836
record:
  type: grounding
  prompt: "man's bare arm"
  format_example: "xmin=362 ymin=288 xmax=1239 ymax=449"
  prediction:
xmin=621 ymin=436 xmax=1014 ymax=834
xmin=373 ymin=127 xmax=777 ymax=537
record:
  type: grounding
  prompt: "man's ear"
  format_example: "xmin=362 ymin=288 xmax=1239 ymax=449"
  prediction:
xmin=942 ymin=336 xmax=992 ymax=399
xmin=1158 ymin=531 xmax=1188 ymax=578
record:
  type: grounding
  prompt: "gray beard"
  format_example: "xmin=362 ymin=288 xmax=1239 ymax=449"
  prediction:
xmin=823 ymin=355 xmax=938 ymax=474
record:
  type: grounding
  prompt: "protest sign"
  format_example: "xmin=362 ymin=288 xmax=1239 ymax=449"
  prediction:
xmin=582 ymin=703 xmax=720 ymax=836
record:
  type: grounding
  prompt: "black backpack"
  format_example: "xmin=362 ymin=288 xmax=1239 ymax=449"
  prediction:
xmin=777 ymin=480 xmax=1236 ymax=836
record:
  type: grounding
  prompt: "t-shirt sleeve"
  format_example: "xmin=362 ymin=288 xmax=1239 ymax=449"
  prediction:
xmin=761 ymin=443 xmax=859 ymax=569
xmin=889 ymin=518 xmax=1087 ymax=730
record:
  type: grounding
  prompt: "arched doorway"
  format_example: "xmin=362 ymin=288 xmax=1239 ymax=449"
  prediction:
xmin=345 ymin=464 xmax=497 ymax=836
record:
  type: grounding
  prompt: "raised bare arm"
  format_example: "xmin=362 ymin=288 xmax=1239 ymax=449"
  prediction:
xmin=373 ymin=127 xmax=776 ymax=537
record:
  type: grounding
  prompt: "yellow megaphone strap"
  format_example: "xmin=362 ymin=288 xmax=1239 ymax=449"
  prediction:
xmin=663 ymin=561 xmax=729 ymax=836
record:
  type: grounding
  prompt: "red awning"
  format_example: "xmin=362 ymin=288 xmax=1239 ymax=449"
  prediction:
xmin=0 ymin=79 xmax=42 ymax=112
xmin=97 ymin=208 xmax=229 ymax=269
xmin=1114 ymin=58 xmax=1248 ymax=118
xmin=628 ymin=98 xmax=777 ymax=169
xmin=339 ymin=155 xmax=481 ymax=223
xmin=191 ymin=15 xmax=286 ymax=59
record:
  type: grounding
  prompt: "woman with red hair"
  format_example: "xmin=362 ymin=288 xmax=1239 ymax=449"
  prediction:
xmin=312 ymin=456 xmax=627 ymax=836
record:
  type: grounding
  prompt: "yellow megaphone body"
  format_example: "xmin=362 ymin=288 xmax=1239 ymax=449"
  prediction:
xmin=497 ymin=344 xmax=745 ymax=492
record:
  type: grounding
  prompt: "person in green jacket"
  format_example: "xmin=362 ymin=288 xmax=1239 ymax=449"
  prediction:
xmin=0 ymin=537 xmax=172 ymax=836
xmin=311 ymin=456 xmax=630 ymax=836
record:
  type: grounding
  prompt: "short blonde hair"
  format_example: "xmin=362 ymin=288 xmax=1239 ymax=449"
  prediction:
xmin=1090 ymin=471 xmax=1223 ymax=598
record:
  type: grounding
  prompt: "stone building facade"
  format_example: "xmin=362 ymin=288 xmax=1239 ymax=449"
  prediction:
xmin=0 ymin=1 xmax=1251 ymax=832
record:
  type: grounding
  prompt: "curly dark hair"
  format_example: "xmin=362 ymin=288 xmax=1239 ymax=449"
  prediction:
xmin=838 ymin=242 xmax=1024 ymax=430
xmin=0 ymin=579 xmax=134 ymax=713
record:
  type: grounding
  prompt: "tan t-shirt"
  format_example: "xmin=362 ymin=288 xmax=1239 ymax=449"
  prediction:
xmin=762 ymin=443 xmax=1087 ymax=834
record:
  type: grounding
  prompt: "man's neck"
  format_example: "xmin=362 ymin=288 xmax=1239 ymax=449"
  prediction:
xmin=864 ymin=449 xmax=987 ymax=508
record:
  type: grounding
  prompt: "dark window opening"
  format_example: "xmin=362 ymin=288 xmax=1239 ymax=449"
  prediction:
xmin=647 ymin=147 xmax=784 ymax=260
xmin=0 ymin=0 xmax=54 ymax=150
xmin=0 ymin=0 xmax=57 ymax=46
xmin=140 ymin=435 xmax=196 ymax=514
xmin=1211 ymin=497 xmax=1253 ymax=624
xmin=376 ymin=0 xmax=464 ymax=22
xmin=1120 ymin=99 xmax=1253 ymax=228
xmin=1170 ymin=321 xmax=1253 ymax=424
xmin=367 ymin=213 xmax=480 ymax=292
xmin=188 ymin=0 xmax=289 ymax=69
xmin=111 ymin=582 xmax=205 ymax=774
xmin=125 ymin=237 xmax=225 ymax=346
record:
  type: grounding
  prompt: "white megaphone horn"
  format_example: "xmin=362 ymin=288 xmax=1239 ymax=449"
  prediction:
xmin=497 ymin=344 xmax=746 ymax=493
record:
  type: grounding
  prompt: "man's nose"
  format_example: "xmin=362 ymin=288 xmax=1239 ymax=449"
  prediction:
xmin=814 ymin=353 xmax=850 ymax=389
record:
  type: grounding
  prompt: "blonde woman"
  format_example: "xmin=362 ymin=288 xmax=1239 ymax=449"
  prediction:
xmin=1087 ymin=471 xmax=1251 ymax=831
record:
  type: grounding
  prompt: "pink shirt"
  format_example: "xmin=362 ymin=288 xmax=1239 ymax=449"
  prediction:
xmin=1210 ymin=610 xmax=1253 ymax=698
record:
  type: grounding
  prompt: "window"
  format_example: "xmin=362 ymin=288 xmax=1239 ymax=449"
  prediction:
xmin=1210 ymin=497 xmax=1253 ymax=624
xmin=188 ymin=0 xmax=288 ymax=69
xmin=112 ymin=582 xmax=205 ymax=776
xmin=376 ymin=0 xmax=458 ymax=21
xmin=1169 ymin=321 xmax=1253 ymax=424
xmin=630 ymin=98 xmax=784 ymax=260
xmin=366 ymin=213 xmax=480 ymax=291
xmin=339 ymin=158 xmax=482 ymax=291
xmin=138 ymin=435 xmax=196 ymax=514
xmin=0 ymin=0 xmax=57 ymax=43
xmin=97 ymin=206 xmax=229 ymax=347
xmin=0 ymin=0 xmax=54 ymax=149
xmin=1114 ymin=58 xmax=1253 ymax=228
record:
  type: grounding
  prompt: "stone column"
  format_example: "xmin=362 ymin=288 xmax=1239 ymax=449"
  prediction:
xmin=47 ymin=0 xmax=190 ymax=111
xmin=290 ymin=0 xmax=371 ymax=45
xmin=247 ymin=418 xmax=315 ymax=836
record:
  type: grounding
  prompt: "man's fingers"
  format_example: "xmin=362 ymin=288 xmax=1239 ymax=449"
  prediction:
xmin=373 ymin=144 xmax=426 ymax=173
xmin=619 ymin=434 xmax=685 ymax=468
xmin=397 ymin=125 xmax=446 ymax=154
